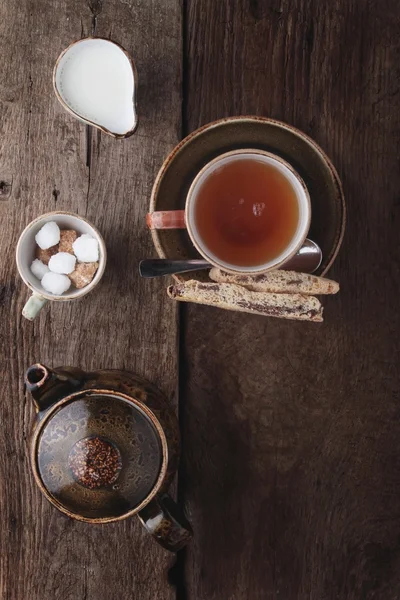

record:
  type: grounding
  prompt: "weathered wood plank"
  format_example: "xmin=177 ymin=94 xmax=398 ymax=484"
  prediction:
xmin=0 ymin=0 xmax=182 ymax=598
xmin=182 ymin=1 xmax=400 ymax=599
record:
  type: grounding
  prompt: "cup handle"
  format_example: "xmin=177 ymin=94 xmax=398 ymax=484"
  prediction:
xmin=22 ymin=293 xmax=48 ymax=320
xmin=138 ymin=493 xmax=193 ymax=552
xmin=146 ymin=210 xmax=186 ymax=230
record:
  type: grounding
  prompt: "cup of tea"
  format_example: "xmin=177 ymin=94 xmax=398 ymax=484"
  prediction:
xmin=146 ymin=149 xmax=311 ymax=274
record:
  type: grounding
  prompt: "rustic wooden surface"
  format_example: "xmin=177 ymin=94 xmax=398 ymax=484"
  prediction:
xmin=0 ymin=0 xmax=181 ymax=599
xmin=180 ymin=1 xmax=400 ymax=599
xmin=1 ymin=0 xmax=400 ymax=599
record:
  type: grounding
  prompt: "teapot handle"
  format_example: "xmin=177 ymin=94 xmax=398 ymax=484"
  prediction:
xmin=25 ymin=364 xmax=85 ymax=413
xmin=138 ymin=493 xmax=192 ymax=552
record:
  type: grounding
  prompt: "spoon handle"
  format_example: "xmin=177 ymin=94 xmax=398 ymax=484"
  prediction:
xmin=139 ymin=259 xmax=211 ymax=278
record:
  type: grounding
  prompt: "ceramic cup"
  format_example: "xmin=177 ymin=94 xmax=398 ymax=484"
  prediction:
xmin=16 ymin=212 xmax=106 ymax=320
xmin=147 ymin=149 xmax=311 ymax=275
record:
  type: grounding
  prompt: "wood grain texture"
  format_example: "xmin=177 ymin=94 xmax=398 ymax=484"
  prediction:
xmin=0 ymin=0 xmax=181 ymax=598
xmin=181 ymin=1 xmax=400 ymax=599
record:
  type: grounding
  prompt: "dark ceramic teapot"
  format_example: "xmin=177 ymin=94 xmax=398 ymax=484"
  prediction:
xmin=25 ymin=363 xmax=192 ymax=552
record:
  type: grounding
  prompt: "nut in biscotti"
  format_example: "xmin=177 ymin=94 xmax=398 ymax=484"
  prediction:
xmin=168 ymin=280 xmax=323 ymax=322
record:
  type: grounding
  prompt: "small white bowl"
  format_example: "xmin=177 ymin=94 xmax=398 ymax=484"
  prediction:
xmin=16 ymin=212 xmax=107 ymax=320
xmin=53 ymin=37 xmax=138 ymax=139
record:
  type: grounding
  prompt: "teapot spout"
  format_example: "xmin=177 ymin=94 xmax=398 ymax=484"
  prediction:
xmin=25 ymin=363 xmax=85 ymax=413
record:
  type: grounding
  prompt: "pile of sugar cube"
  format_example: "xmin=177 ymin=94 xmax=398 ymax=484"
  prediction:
xmin=31 ymin=221 xmax=100 ymax=295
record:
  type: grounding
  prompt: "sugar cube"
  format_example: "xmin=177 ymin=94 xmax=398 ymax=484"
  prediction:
xmin=72 ymin=234 xmax=99 ymax=262
xmin=36 ymin=244 xmax=58 ymax=265
xmin=31 ymin=259 xmax=49 ymax=280
xmin=59 ymin=229 xmax=77 ymax=254
xmin=35 ymin=221 xmax=60 ymax=249
xmin=48 ymin=252 xmax=76 ymax=274
xmin=41 ymin=272 xmax=71 ymax=295
xmin=69 ymin=262 xmax=98 ymax=288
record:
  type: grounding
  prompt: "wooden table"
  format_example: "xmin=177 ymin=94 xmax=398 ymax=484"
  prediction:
xmin=1 ymin=1 xmax=399 ymax=598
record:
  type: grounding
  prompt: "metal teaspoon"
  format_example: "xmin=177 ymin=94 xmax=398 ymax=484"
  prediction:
xmin=139 ymin=239 xmax=322 ymax=278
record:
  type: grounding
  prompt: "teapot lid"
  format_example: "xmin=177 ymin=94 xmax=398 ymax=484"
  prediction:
xmin=33 ymin=390 xmax=165 ymax=521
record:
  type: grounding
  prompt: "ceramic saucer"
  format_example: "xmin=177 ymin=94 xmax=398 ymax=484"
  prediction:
xmin=149 ymin=116 xmax=345 ymax=280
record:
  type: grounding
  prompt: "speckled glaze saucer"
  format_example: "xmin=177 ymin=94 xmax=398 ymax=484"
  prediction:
xmin=149 ymin=117 xmax=346 ymax=280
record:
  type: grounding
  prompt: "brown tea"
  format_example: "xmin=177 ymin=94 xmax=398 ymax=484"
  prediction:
xmin=194 ymin=158 xmax=299 ymax=266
